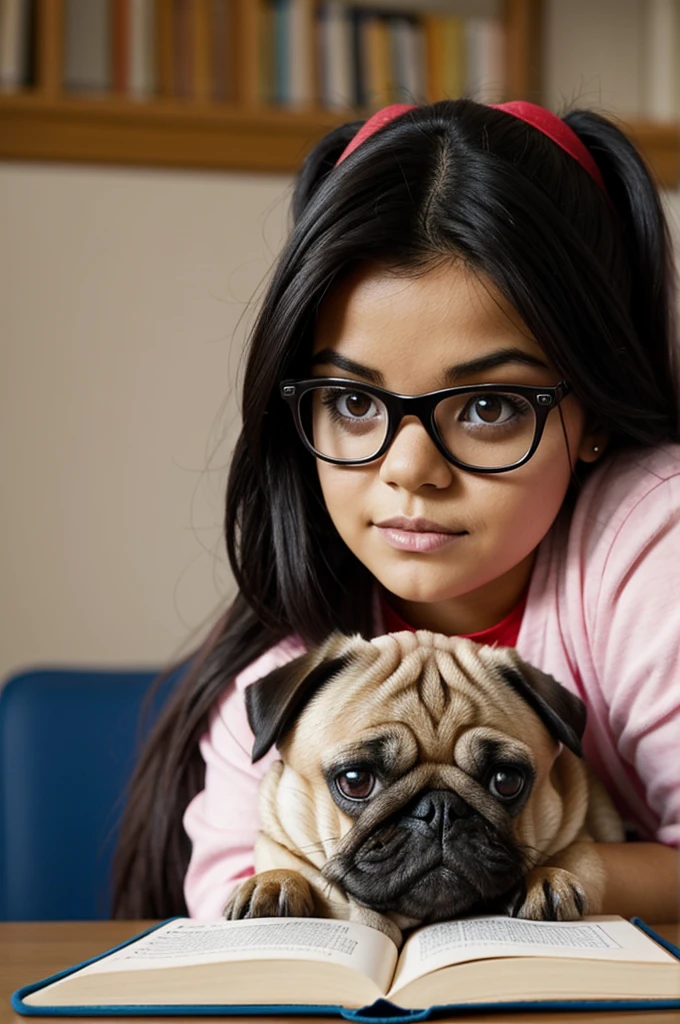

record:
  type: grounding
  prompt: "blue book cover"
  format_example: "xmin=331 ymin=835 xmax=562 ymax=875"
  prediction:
xmin=11 ymin=915 xmax=680 ymax=1018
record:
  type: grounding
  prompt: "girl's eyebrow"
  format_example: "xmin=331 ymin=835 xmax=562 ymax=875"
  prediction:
xmin=311 ymin=349 xmax=383 ymax=383
xmin=311 ymin=347 xmax=551 ymax=385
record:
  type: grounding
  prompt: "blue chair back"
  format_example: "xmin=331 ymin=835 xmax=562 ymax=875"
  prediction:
xmin=0 ymin=665 xmax=183 ymax=921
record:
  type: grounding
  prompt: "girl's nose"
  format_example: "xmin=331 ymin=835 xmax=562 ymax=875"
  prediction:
xmin=378 ymin=417 xmax=454 ymax=491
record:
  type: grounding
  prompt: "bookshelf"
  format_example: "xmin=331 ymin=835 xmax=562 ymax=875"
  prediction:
xmin=0 ymin=0 xmax=678 ymax=185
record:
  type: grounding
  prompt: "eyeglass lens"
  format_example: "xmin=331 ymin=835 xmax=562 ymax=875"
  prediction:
xmin=301 ymin=384 xmax=538 ymax=469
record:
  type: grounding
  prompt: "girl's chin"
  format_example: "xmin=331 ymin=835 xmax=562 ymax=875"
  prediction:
xmin=374 ymin=574 xmax=483 ymax=608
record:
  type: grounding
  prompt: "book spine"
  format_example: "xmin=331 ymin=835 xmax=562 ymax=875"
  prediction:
xmin=172 ymin=0 xmax=192 ymax=98
xmin=155 ymin=0 xmax=174 ymax=96
xmin=111 ymin=0 xmax=129 ymax=93
xmin=316 ymin=0 xmax=329 ymax=107
xmin=288 ymin=0 xmax=314 ymax=109
xmin=362 ymin=13 xmax=384 ymax=109
xmin=411 ymin=16 xmax=427 ymax=105
xmin=350 ymin=7 xmax=366 ymax=108
xmin=318 ymin=0 xmax=350 ymax=110
xmin=642 ymin=0 xmax=676 ymax=120
xmin=423 ymin=14 xmax=443 ymax=102
xmin=63 ymin=0 xmax=111 ymax=93
xmin=231 ymin=0 xmax=259 ymax=104
xmin=0 ymin=0 xmax=32 ymax=92
xmin=210 ymin=0 xmax=228 ymax=100
xmin=443 ymin=15 xmax=464 ymax=99
xmin=467 ymin=16 xmax=505 ymax=103
xmin=35 ymin=0 xmax=63 ymax=96
xmin=129 ymin=0 xmax=155 ymax=98
xmin=193 ymin=0 xmax=211 ymax=100
xmin=464 ymin=15 xmax=483 ymax=100
xmin=486 ymin=16 xmax=505 ymax=102
xmin=389 ymin=15 xmax=410 ymax=104
xmin=257 ymin=0 xmax=273 ymax=104
xmin=272 ymin=0 xmax=289 ymax=105
xmin=401 ymin=15 xmax=422 ymax=103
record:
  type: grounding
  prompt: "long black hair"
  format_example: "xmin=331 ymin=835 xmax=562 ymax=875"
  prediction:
xmin=112 ymin=99 xmax=679 ymax=918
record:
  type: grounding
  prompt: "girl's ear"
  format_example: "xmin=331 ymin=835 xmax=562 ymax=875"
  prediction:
xmin=245 ymin=633 xmax=358 ymax=762
xmin=577 ymin=423 xmax=610 ymax=464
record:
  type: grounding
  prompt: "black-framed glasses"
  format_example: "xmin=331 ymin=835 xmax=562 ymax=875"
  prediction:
xmin=280 ymin=377 xmax=572 ymax=474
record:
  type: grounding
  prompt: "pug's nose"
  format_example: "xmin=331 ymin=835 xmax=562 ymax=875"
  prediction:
xmin=407 ymin=789 xmax=473 ymax=836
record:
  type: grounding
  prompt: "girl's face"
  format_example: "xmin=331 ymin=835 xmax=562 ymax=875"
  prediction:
xmin=311 ymin=262 xmax=604 ymax=634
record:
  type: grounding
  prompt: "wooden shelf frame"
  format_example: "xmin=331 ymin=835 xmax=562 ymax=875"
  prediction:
xmin=0 ymin=93 xmax=353 ymax=174
xmin=2 ymin=93 xmax=677 ymax=186
xmin=0 ymin=0 xmax=678 ymax=186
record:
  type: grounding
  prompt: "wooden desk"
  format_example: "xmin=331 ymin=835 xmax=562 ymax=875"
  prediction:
xmin=2 ymin=921 xmax=679 ymax=1024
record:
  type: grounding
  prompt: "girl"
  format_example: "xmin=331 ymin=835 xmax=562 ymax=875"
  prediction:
xmin=112 ymin=99 xmax=680 ymax=924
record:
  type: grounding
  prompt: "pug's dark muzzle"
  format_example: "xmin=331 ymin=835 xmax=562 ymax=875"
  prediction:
xmin=323 ymin=787 xmax=528 ymax=920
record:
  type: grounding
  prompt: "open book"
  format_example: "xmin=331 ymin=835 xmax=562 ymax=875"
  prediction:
xmin=14 ymin=915 xmax=680 ymax=1018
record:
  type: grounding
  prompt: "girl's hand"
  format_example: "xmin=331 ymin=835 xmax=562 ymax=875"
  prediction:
xmin=597 ymin=842 xmax=679 ymax=922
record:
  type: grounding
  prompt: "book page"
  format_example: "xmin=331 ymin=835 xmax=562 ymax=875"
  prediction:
xmin=390 ymin=915 xmax=677 ymax=996
xmin=73 ymin=917 xmax=398 ymax=993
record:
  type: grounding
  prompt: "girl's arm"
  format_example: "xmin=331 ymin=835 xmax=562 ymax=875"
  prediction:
xmin=183 ymin=637 xmax=306 ymax=919
xmin=597 ymin=841 xmax=679 ymax=922
xmin=585 ymin=457 xmax=680 ymax=921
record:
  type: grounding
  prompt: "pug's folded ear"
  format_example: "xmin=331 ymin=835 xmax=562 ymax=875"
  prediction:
xmin=245 ymin=632 xmax=358 ymax=762
xmin=497 ymin=660 xmax=586 ymax=758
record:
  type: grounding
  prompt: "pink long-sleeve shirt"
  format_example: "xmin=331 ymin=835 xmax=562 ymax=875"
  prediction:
xmin=183 ymin=443 xmax=680 ymax=919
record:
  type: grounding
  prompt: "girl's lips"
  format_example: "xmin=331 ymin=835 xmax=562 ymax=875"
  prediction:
xmin=375 ymin=516 xmax=455 ymax=533
xmin=374 ymin=525 xmax=467 ymax=553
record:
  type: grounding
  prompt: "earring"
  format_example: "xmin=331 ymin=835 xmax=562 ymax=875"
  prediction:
xmin=592 ymin=445 xmax=600 ymax=453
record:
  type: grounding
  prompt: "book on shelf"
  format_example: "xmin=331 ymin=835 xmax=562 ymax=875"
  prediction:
xmin=210 ymin=0 xmax=231 ymax=101
xmin=0 ymin=0 xmax=33 ymax=93
xmin=63 ymin=0 xmax=111 ymax=93
xmin=363 ymin=11 xmax=391 ymax=109
xmin=12 ymin=914 xmax=680 ymax=1018
xmin=464 ymin=14 xmax=505 ymax=104
xmin=641 ymin=0 xmax=676 ymax=121
xmin=388 ymin=14 xmax=426 ymax=106
xmin=288 ymin=0 xmax=316 ymax=109
xmin=317 ymin=0 xmax=353 ymax=111
xmin=112 ymin=0 xmax=156 ymax=98
xmin=172 ymin=0 xmax=191 ymax=98
xmin=62 ymin=0 xmax=236 ymax=103
xmin=192 ymin=0 xmax=212 ymax=101
xmin=272 ymin=0 xmax=289 ymax=105
xmin=5 ymin=0 xmax=510 ymax=111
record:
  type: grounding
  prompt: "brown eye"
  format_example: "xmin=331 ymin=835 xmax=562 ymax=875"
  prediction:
xmin=335 ymin=769 xmax=375 ymax=801
xmin=489 ymin=768 xmax=525 ymax=800
xmin=473 ymin=396 xmax=504 ymax=423
xmin=343 ymin=392 xmax=372 ymax=418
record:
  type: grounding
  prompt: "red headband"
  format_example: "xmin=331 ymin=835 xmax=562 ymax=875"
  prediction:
xmin=334 ymin=100 xmax=607 ymax=196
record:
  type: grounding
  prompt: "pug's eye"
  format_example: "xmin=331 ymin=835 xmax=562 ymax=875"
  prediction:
xmin=335 ymin=769 xmax=376 ymax=801
xmin=489 ymin=767 xmax=525 ymax=801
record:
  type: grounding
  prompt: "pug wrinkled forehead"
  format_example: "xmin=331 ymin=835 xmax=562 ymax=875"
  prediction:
xmin=247 ymin=630 xmax=584 ymax=777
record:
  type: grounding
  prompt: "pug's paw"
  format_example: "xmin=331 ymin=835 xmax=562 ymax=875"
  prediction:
xmin=223 ymin=869 xmax=316 ymax=920
xmin=509 ymin=867 xmax=588 ymax=921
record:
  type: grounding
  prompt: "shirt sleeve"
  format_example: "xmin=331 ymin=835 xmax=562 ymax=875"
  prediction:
xmin=589 ymin=471 xmax=680 ymax=847
xmin=182 ymin=636 xmax=307 ymax=919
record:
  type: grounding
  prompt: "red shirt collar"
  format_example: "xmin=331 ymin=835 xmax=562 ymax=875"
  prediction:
xmin=379 ymin=591 xmax=527 ymax=648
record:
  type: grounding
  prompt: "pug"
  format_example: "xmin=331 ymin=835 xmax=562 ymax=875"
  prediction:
xmin=224 ymin=631 xmax=623 ymax=945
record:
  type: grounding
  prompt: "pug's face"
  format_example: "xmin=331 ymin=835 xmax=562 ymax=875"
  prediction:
xmin=246 ymin=631 xmax=586 ymax=923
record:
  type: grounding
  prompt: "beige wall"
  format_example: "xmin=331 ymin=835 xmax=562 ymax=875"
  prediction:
xmin=1 ymin=163 xmax=292 ymax=680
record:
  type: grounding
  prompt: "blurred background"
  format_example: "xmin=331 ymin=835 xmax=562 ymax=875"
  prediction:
xmin=2 ymin=0 xmax=680 ymax=681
